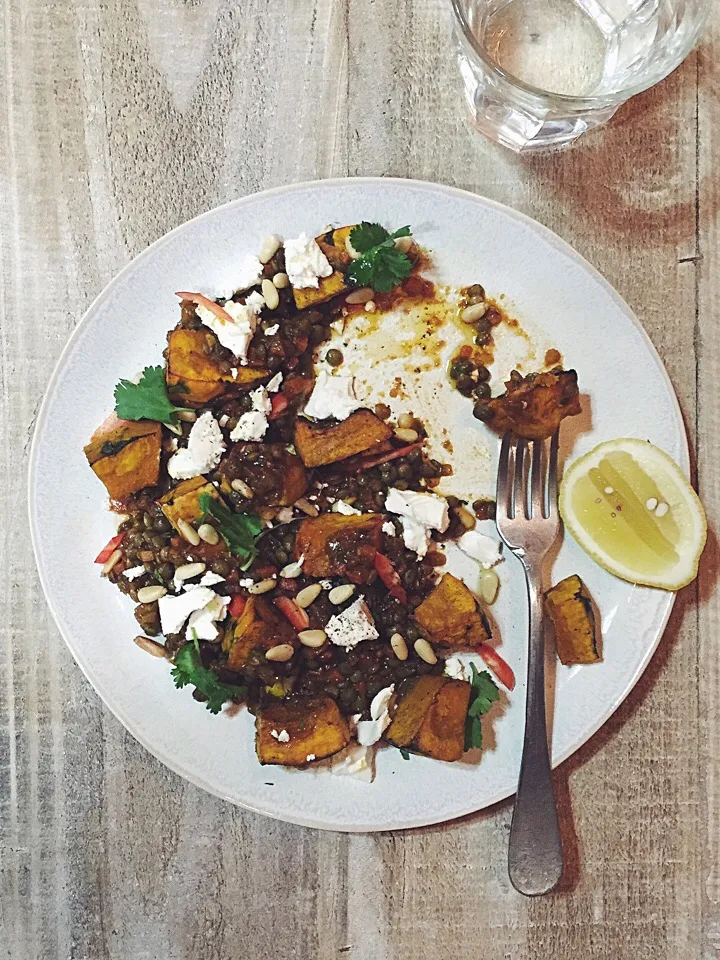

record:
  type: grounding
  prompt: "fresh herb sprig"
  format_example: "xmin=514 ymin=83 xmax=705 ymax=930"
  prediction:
xmin=464 ymin=664 xmax=500 ymax=752
xmin=198 ymin=492 xmax=263 ymax=570
xmin=347 ymin=222 xmax=413 ymax=293
xmin=171 ymin=636 xmax=247 ymax=715
xmin=114 ymin=365 xmax=190 ymax=425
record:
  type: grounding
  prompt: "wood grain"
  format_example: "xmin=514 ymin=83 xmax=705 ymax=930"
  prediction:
xmin=1 ymin=0 xmax=717 ymax=957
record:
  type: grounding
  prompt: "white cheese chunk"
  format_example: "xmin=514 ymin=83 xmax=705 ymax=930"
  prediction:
xmin=329 ymin=743 xmax=374 ymax=782
xmin=198 ymin=571 xmax=226 ymax=587
xmin=158 ymin=586 xmax=216 ymax=636
xmin=381 ymin=521 xmax=396 ymax=536
xmin=457 ymin=530 xmax=502 ymax=568
xmin=356 ymin=684 xmax=396 ymax=746
xmin=264 ymin=324 xmax=280 ymax=337
xmin=196 ymin=301 xmax=256 ymax=363
xmin=229 ymin=385 xmax=272 ymax=442
xmin=325 ymin=598 xmax=379 ymax=649
xmin=443 ymin=657 xmax=466 ymax=681
xmin=122 ymin=565 xmax=146 ymax=581
xmin=303 ymin=370 xmax=361 ymax=421
xmin=245 ymin=290 xmax=265 ymax=314
xmin=399 ymin=516 xmax=431 ymax=559
xmin=186 ymin=592 xmax=230 ymax=641
xmin=266 ymin=371 xmax=283 ymax=392
xmin=332 ymin=500 xmax=362 ymax=516
xmin=284 ymin=232 xmax=333 ymax=289
xmin=235 ymin=254 xmax=264 ymax=292
xmin=270 ymin=729 xmax=290 ymax=743
xmin=385 ymin=488 xmax=450 ymax=532
xmin=167 ymin=411 xmax=225 ymax=481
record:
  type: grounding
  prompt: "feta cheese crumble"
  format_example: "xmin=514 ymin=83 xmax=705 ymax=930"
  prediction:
xmin=264 ymin=324 xmax=280 ymax=336
xmin=186 ymin=592 xmax=230 ymax=641
xmin=381 ymin=521 xmax=396 ymax=536
xmin=270 ymin=729 xmax=290 ymax=743
xmin=122 ymin=565 xmax=146 ymax=581
xmin=198 ymin=571 xmax=226 ymax=587
xmin=329 ymin=743 xmax=374 ymax=782
xmin=332 ymin=500 xmax=362 ymax=516
xmin=230 ymin=386 xmax=272 ymax=442
xmin=384 ymin=488 xmax=450 ymax=558
xmin=456 ymin=530 xmax=502 ymax=568
xmin=158 ymin=586 xmax=217 ymax=636
xmin=325 ymin=598 xmax=379 ymax=649
xmin=196 ymin=301 xmax=256 ymax=363
xmin=356 ymin=684 xmax=396 ymax=746
xmin=443 ymin=657 xmax=466 ymax=681
xmin=303 ymin=370 xmax=361 ymax=421
xmin=167 ymin=411 xmax=225 ymax=481
xmin=266 ymin=371 xmax=283 ymax=392
xmin=283 ymin=232 xmax=333 ymax=288
xmin=235 ymin=254 xmax=264 ymax=291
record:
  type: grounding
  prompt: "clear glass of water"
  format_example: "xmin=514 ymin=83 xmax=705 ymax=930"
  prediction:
xmin=451 ymin=0 xmax=711 ymax=152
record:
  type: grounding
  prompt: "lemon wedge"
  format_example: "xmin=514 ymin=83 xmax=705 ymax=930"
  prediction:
xmin=559 ymin=439 xmax=706 ymax=590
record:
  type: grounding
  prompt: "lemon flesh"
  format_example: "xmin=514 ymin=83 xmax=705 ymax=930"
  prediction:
xmin=559 ymin=439 xmax=706 ymax=590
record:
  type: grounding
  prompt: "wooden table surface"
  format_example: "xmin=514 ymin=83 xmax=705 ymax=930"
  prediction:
xmin=2 ymin=1 xmax=719 ymax=957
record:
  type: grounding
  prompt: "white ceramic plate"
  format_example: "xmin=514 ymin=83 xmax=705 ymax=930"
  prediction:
xmin=29 ymin=178 xmax=685 ymax=832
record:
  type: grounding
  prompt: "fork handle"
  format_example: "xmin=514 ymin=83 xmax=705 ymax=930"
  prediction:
xmin=508 ymin=567 xmax=563 ymax=896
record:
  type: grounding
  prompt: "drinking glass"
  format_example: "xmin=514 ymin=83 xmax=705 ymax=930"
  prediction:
xmin=451 ymin=0 xmax=711 ymax=152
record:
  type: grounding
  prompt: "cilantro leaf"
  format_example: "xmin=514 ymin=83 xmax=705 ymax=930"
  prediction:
xmin=170 ymin=638 xmax=247 ymax=715
xmin=346 ymin=223 xmax=413 ymax=293
xmin=198 ymin=493 xmax=263 ymax=570
xmin=114 ymin=366 xmax=189 ymax=425
xmin=464 ymin=664 xmax=499 ymax=752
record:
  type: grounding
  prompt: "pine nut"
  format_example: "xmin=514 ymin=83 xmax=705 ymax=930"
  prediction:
xmin=395 ymin=235 xmax=414 ymax=254
xmin=259 ymin=234 xmax=282 ymax=264
xmin=394 ymin=427 xmax=419 ymax=443
xmin=101 ymin=549 xmax=123 ymax=576
xmin=328 ymin=584 xmax=355 ymax=605
xmin=298 ymin=629 xmax=327 ymax=648
xmin=177 ymin=409 xmax=197 ymax=422
xmin=461 ymin=302 xmax=488 ymax=324
xmin=295 ymin=497 xmax=319 ymax=517
xmin=177 ymin=519 xmax=200 ymax=545
xmin=174 ymin=562 xmax=206 ymax=582
xmin=295 ymin=583 xmax=322 ymax=608
xmin=273 ymin=272 xmax=289 ymax=288
xmin=390 ymin=633 xmax=409 ymax=661
xmin=480 ymin=568 xmax=500 ymax=605
xmin=261 ymin=277 xmax=280 ymax=310
xmin=248 ymin=578 xmax=277 ymax=595
xmin=279 ymin=558 xmax=304 ymax=578
xmin=231 ymin=478 xmax=254 ymax=498
xmin=137 ymin=585 xmax=168 ymax=603
xmin=197 ymin=523 xmax=219 ymax=545
xmin=346 ymin=286 xmax=374 ymax=304
xmin=397 ymin=413 xmax=415 ymax=430
xmin=265 ymin=643 xmax=295 ymax=662
xmin=365 ymin=300 xmax=376 ymax=313
xmin=456 ymin=506 xmax=477 ymax=530
xmin=414 ymin=638 xmax=437 ymax=664
xmin=134 ymin=635 xmax=167 ymax=658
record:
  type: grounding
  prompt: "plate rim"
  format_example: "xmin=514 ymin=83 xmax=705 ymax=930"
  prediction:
xmin=28 ymin=176 xmax=684 ymax=831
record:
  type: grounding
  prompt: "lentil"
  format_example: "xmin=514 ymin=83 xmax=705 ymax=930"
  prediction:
xmin=325 ymin=348 xmax=344 ymax=367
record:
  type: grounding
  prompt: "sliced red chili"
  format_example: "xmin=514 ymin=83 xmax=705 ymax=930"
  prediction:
xmin=348 ymin=443 xmax=422 ymax=473
xmin=373 ymin=552 xmax=408 ymax=606
xmin=228 ymin=595 xmax=247 ymax=619
xmin=268 ymin=393 xmax=289 ymax=420
xmin=94 ymin=533 xmax=125 ymax=564
xmin=274 ymin=596 xmax=310 ymax=630
xmin=476 ymin=642 xmax=516 ymax=691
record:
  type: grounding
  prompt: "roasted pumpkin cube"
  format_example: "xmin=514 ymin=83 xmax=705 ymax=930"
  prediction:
xmin=166 ymin=329 xmax=268 ymax=406
xmin=219 ymin=442 xmax=308 ymax=507
xmin=545 ymin=574 xmax=600 ymax=665
xmin=226 ymin=596 xmax=296 ymax=670
xmin=159 ymin=477 xmax=224 ymax=533
xmin=292 ymin=226 xmax=355 ymax=310
xmin=485 ymin=369 xmax=581 ymax=440
xmin=256 ymin=696 xmax=351 ymax=766
xmin=414 ymin=678 xmax=471 ymax=762
xmin=384 ymin=675 xmax=446 ymax=748
xmin=84 ymin=414 xmax=162 ymax=501
xmin=413 ymin=574 xmax=491 ymax=649
xmin=295 ymin=513 xmax=384 ymax=583
xmin=294 ymin=410 xmax=393 ymax=467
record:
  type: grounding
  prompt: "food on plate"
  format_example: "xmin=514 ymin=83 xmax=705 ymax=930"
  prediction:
xmin=295 ymin=513 xmax=385 ymax=583
xmin=294 ymin=410 xmax=393 ymax=467
xmin=544 ymin=574 xmax=600 ymax=665
xmin=84 ymin=415 xmax=162 ymax=500
xmin=256 ymin=696 xmax=351 ymax=765
xmin=413 ymin=574 xmax=492 ymax=648
xmin=559 ymin=438 xmax=706 ymax=590
xmin=481 ymin=369 xmax=581 ymax=440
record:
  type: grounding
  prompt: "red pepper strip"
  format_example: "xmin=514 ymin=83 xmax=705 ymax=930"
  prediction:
xmin=476 ymin=642 xmax=516 ymax=691
xmin=374 ymin=552 xmax=408 ymax=606
xmin=274 ymin=596 xmax=310 ymax=630
xmin=268 ymin=393 xmax=289 ymax=420
xmin=94 ymin=533 xmax=125 ymax=564
xmin=228 ymin=595 xmax=247 ymax=619
xmin=175 ymin=291 xmax=236 ymax=324
xmin=347 ymin=443 xmax=423 ymax=473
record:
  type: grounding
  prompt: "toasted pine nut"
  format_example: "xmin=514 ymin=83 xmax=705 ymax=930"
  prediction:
xmin=298 ymin=629 xmax=327 ymax=648
xmin=461 ymin=302 xmax=488 ymax=324
xmin=261 ymin=278 xmax=280 ymax=310
xmin=345 ymin=286 xmax=374 ymax=304
xmin=295 ymin=583 xmax=322 ymax=608
xmin=197 ymin=523 xmax=220 ymax=545
xmin=365 ymin=300 xmax=376 ymax=313
xmin=328 ymin=584 xmax=355 ymax=605
xmin=397 ymin=413 xmax=415 ymax=430
xmin=295 ymin=497 xmax=319 ymax=517
xmin=137 ymin=585 xmax=168 ymax=603
xmin=414 ymin=638 xmax=437 ymax=664
xmin=265 ymin=643 xmax=295 ymax=662
xmin=273 ymin=272 xmax=289 ymax=288
xmin=395 ymin=235 xmax=414 ymax=254
xmin=394 ymin=427 xmax=419 ymax=444
xmin=177 ymin=519 xmax=200 ymax=545
xmin=134 ymin=635 xmax=167 ymax=658
xmin=456 ymin=506 xmax=477 ymax=530
xmin=390 ymin=633 xmax=409 ymax=661
xmin=248 ymin=578 xmax=277 ymax=595
xmin=259 ymin=234 xmax=282 ymax=264
xmin=231 ymin=478 xmax=254 ymax=498
xmin=279 ymin=559 xmax=304 ymax=578
xmin=480 ymin=568 xmax=500 ymax=605
xmin=174 ymin=562 xmax=206 ymax=582
xmin=177 ymin=409 xmax=197 ymax=422
xmin=101 ymin=549 xmax=122 ymax=576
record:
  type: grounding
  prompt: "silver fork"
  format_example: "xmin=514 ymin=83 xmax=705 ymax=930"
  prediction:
xmin=496 ymin=431 xmax=564 ymax=896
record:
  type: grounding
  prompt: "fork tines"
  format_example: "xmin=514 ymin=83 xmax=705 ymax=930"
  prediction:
xmin=497 ymin=432 xmax=560 ymax=522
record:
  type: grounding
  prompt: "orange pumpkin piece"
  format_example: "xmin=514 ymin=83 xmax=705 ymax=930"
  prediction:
xmin=255 ymin=696 xmax=351 ymax=766
xmin=295 ymin=513 xmax=384 ymax=583
xmin=84 ymin=414 xmax=162 ymax=501
xmin=294 ymin=410 xmax=393 ymax=467
xmin=413 ymin=574 xmax=491 ymax=648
